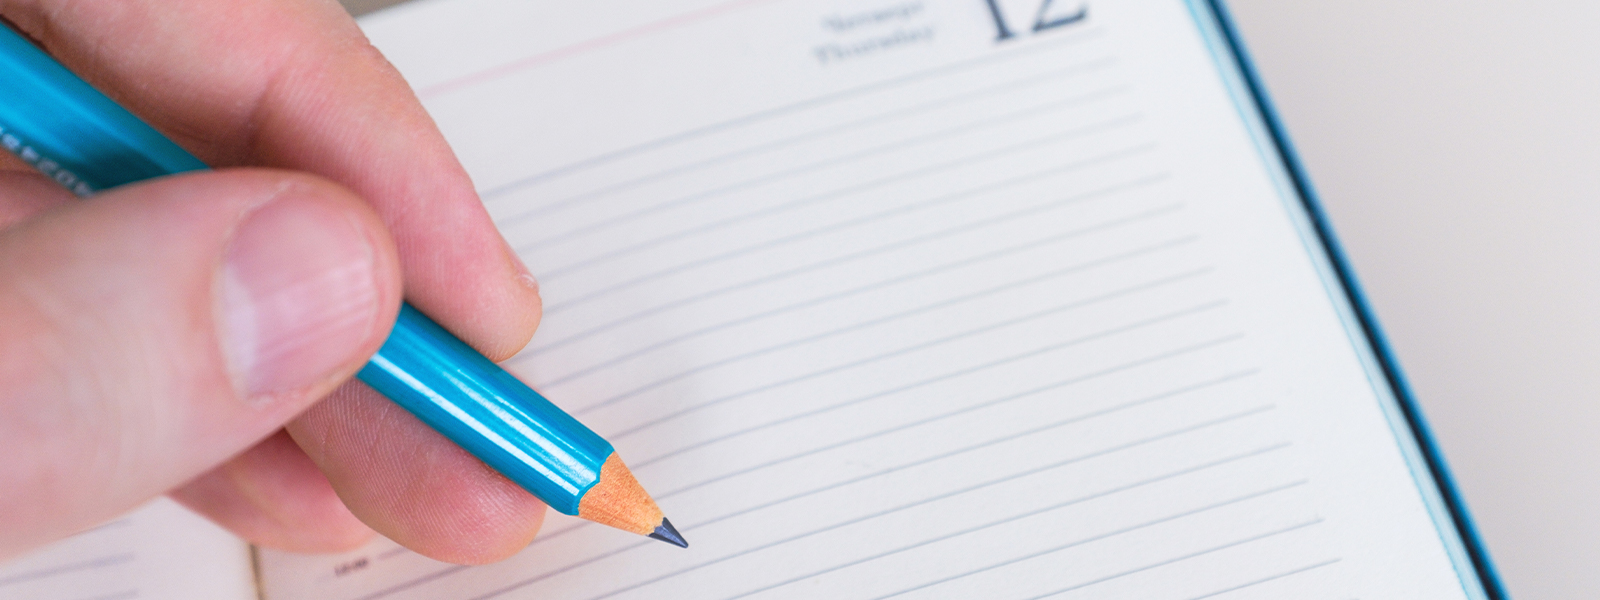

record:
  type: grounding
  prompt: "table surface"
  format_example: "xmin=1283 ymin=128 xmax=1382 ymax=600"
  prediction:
xmin=343 ymin=1 xmax=1598 ymax=596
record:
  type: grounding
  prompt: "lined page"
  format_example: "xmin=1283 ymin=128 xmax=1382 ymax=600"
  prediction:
xmin=261 ymin=0 xmax=1479 ymax=598
xmin=0 ymin=499 xmax=256 ymax=600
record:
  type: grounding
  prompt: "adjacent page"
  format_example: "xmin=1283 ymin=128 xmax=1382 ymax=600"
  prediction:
xmin=263 ymin=0 xmax=1490 ymax=598
xmin=0 ymin=498 xmax=257 ymax=600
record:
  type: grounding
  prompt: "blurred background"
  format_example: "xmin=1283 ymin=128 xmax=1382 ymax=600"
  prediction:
xmin=1225 ymin=3 xmax=1600 ymax=598
xmin=343 ymin=1 xmax=1600 ymax=596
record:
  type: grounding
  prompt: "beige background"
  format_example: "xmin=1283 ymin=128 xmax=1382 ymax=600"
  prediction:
xmin=340 ymin=0 xmax=1600 ymax=596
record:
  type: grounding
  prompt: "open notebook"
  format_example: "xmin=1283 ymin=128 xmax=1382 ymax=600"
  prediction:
xmin=0 ymin=0 xmax=1502 ymax=598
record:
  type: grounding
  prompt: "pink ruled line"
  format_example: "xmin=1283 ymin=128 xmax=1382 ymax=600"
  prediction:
xmin=417 ymin=0 xmax=788 ymax=99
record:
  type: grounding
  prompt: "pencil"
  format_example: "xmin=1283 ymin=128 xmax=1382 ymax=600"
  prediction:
xmin=0 ymin=23 xmax=685 ymax=548
xmin=367 ymin=305 xmax=688 ymax=547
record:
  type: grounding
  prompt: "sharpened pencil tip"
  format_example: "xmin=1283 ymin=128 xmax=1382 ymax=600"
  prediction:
xmin=648 ymin=518 xmax=689 ymax=548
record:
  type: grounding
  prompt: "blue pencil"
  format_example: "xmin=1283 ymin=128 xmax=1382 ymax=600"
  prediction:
xmin=0 ymin=24 xmax=685 ymax=548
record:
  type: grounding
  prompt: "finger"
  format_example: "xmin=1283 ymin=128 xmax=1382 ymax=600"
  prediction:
xmin=287 ymin=383 xmax=547 ymax=565
xmin=0 ymin=149 xmax=30 ymax=173
xmin=3 ymin=0 xmax=546 ymax=561
xmin=169 ymin=429 xmax=374 ymax=553
xmin=1 ymin=0 xmax=541 ymax=359
xmin=0 ymin=169 xmax=401 ymax=560
xmin=0 ymin=170 xmax=73 ymax=228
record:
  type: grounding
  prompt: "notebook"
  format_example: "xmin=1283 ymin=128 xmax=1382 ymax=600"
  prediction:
xmin=0 ymin=0 xmax=1503 ymax=598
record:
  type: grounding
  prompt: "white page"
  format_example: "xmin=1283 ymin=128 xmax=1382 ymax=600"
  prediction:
xmin=261 ymin=0 xmax=1486 ymax=598
xmin=0 ymin=498 xmax=256 ymax=600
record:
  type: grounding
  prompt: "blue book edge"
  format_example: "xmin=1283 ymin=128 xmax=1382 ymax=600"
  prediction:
xmin=1205 ymin=1 xmax=1509 ymax=596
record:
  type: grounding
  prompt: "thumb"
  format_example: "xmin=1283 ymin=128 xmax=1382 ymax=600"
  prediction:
xmin=0 ymin=169 xmax=401 ymax=559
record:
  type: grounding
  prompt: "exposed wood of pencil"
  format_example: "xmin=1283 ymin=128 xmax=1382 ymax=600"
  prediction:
xmin=578 ymin=453 xmax=685 ymax=546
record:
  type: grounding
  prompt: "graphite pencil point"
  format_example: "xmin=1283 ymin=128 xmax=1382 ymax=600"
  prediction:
xmin=648 ymin=518 xmax=689 ymax=548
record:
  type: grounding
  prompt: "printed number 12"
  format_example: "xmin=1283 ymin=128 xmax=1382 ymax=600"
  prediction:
xmin=983 ymin=0 xmax=1088 ymax=41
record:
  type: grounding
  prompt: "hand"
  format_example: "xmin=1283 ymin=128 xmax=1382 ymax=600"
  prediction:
xmin=0 ymin=0 xmax=547 ymax=564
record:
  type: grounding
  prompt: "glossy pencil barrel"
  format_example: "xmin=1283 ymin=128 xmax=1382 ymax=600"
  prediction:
xmin=0 ymin=26 xmax=207 ymax=192
xmin=359 ymin=306 xmax=609 ymax=515
xmin=0 ymin=24 xmax=608 ymax=516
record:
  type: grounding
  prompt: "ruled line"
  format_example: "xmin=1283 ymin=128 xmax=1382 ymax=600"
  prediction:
xmin=460 ymin=542 xmax=643 ymax=600
xmin=729 ymin=477 xmax=1308 ymax=600
xmin=588 ymin=265 xmax=1210 ymax=424
xmin=651 ymin=369 xmax=1260 ymax=498
xmin=569 ymin=262 xmax=1203 ymax=422
xmin=508 ymin=83 xmax=1131 ymax=246
xmin=530 ymin=119 xmax=1149 ymax=286
xmin=419 ymin=0 xmax=788 ymax=98
xmin=302 ymin=4 xmax=1373 ymax=599
xmin=352 ymin=564 xmax=468 ymax=600
xmin=466 ymin=407 xmax=1280 ymax=600
xmin=538 ymin=232 xmax=1195 ymax=388
xmin=573 ymin=245 xmax=1207 ymax=417
xmin=1182 ymin=558 xmax=1341 ymax=600
xmin=631 ymin=317 xmax=1238 ymax=482
xmin=495 ymin=58 xmax=1119 ymax=223
xmin=1002 ymin=519 xmax=1327 ymax=600
xmin=532 ymin=368 xmax=1257 ymax=548
xmin=0 ymin=553 xmax=135 ymax=588
xmin=604 ymin=303 xmax=1234 ymax=445
xmin=361 ymin=264 xmax=1221 ymax=600
xmin=358 ymin=178 xmax=1217 ymax=600
xmin=377 ymin=547 xmax=410 ymax=561
xmin=475 ymin=28 xmax=1105 ymax=195
xmin=516 ymin=174 xmax=1171 ymax=361
xmin=674 ymin=406 xmax=1278 ymax=550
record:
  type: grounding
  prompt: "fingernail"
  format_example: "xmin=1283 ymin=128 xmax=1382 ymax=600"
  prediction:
xmin=217 ymin=196 xmax=380 ymax=399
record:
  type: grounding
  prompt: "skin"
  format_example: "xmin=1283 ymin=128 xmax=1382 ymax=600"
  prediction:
xmin=0 ymin=0 xmax=548 ymax=564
